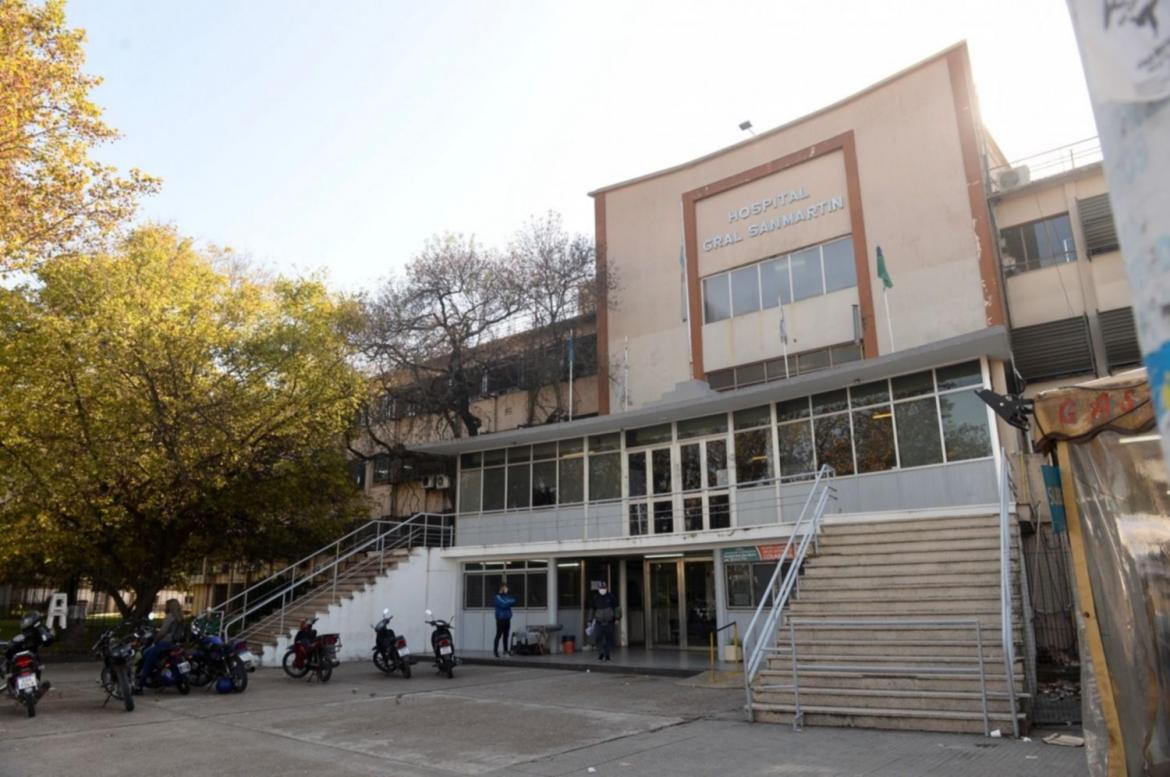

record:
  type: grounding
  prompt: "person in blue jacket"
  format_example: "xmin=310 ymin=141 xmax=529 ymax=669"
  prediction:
xmin=493 ymin=584 xmax=517 ymax=657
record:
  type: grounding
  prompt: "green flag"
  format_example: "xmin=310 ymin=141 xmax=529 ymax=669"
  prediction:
xmin=876 ymin=245 xmax=893 ymax=290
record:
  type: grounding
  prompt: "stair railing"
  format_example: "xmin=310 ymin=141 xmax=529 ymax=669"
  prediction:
xmin=741 ymin=464 xmax=835 ymax=721
xmin=209 ymin=512 xmax=453 ymax=640
xmin=997 ymin=450 xmax=1021 ymax=737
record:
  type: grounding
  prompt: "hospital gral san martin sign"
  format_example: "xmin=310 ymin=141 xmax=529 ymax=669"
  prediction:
xmin=701 ymin=187 xmax=846 ymax=252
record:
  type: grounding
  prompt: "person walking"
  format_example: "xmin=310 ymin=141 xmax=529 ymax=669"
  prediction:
xmin=493 ymin=584 xmax=517 ymax=657
xmin=588 ymin=584 xmax=620 ymax=661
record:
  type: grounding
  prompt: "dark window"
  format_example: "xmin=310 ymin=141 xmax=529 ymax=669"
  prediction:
xmin=709 ymin=494 xmax=731 ymax=529
xmin=936 ymin=361 xmax=982 ymax=391
xmin=531 ymin=460 xmax=556 ymax=507
xmin=677 ymin=413 xmax=728 ymax=439
xmin=733 ymin=405 xmax=771 ymax=430
xmin=822 ymin=236 xmax=857 ymax=293
xmin=760 ymin=256 xmax=792 ymax=308
xmin=734 ymin=428 xmax=773 ymax=485
xmin=464 ymin=573 xmax=484 ymax=608
xmin=892 ymin=370 xmax=934 ymax=399
xmin=812 ymin=389 xmax=849 ymax=415
xmin=735 ymin=362 xmax=766 ymax=386
xmin=626 ymin=423 xmax=672 ymax=447
xmin=558 ymin=565 xmax=581 ymax=607
xmin=703 ymin=275 xmax=731 ymax=323
xmin=894 ymin=397 xmax=943 ymax=467
xmin=459 ymin=470 xmax=482 ymax=512
xmin=588 ymin=433 xmax=620 ymax=452
xmin=814 ymin=413 xmax=854 ymax=476
xmin=482 ymin=468 xmax=506 ymax=511
xmin=558 ymin=457 xmax=584 ymax=504
xmin=588 ymin=452 xmax=621 ymax=502
xmin=707 ymin=369 xmax=735 ymax=391
xmin=372 ymin=454 xmax=391 ymax=485
xmin=706 ymin=440 xmax=728 ymax=488
xmin=527 ymin=573 xmax=548 ymax=608
xmin=797 ymin=348 xmax=831 ymax=374
xmin=348 ymin=459 xmax=366 ymax=489
xmin=1000 ymin=214 xmax=1076 ymax=275
xmin=681 ymin=444 xmax=702 ymax=491
xmin=849 ymin=379 xmax=889 ymax=407
xmin=777 ymin=397 xmax=811 ymax=421
xmin=940 ymin=391 xmax=992 ymax=461
xmin=506 ymin=464 xmax=530 ymax=509
xmin=777 ymin=421 xmax=815 ymax=478
xmin=790 ymin=246 xmax=823 ymax=301
xmin=731 ymin=265 xmax=761 ymax=316
xmin=653 ymin=500 xmax=674 ymax=533
xmin=629 ymin=503 xmax=648 ymax=535
xmin=460 ymin=452 xmax=482 ymax=468
xmin=852 ymin=406 xmax=896 ymax=473
xmin=684 ymin=497 xmax=703 ymax=531
xmin=505 ymin=574 xmax=526 ymax=606
xmin=627 ymin=452 xmax=647 ymax=498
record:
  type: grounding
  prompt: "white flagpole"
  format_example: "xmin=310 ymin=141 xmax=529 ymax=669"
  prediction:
xmin=567 ymin=329 xmax=574 ymax=421
xmin=883 ymin=288 xmax=895 ymax=352
xmin=778 ymin=294 xmax=790 ymax=379
xmin=623 ymin=337 xmax=630 ymax=411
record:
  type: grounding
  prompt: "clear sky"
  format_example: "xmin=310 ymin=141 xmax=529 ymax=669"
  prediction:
xmin=66 ymin=0 xmax=1098 ymax=292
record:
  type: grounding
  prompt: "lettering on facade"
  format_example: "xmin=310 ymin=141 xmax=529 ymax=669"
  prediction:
xmin=702 ymin=191 xmax=846 ymax=253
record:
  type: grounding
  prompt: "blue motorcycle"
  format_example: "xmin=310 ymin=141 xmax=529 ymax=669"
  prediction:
xmin=185 ymin=613 xmax=254 ymax=694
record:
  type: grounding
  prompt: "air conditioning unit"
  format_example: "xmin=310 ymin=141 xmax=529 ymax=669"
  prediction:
xmin=421 ymin=475 xmax=436 ymax=489
xmin=422 ymin=474 xmax=450 ymax=490
xmin=996 ymin=165 xmax=1031 ymax=191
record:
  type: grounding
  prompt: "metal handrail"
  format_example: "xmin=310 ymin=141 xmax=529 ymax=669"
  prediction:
xmin=741 ymin=464 xmax=835 ymax=720
xmin=209 ymin=513 xmax=453 ymax=640
xmin=997 ymin=451 xmax=1021 ymax=737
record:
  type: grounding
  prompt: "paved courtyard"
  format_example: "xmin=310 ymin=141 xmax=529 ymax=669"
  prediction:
xmin=0 ymin=662 xmax=1088 ymax=777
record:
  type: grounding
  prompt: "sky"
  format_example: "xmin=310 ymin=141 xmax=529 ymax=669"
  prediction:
xmin=66 ymin=0 xmax=1099 ymax=293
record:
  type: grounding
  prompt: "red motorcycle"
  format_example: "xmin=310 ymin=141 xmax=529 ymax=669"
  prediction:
xmin=282 ymin=617 xmax=340 ymax=683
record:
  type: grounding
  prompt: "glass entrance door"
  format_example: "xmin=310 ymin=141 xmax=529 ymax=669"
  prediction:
xmin=645 ymin=558 xmax=715 ymax=649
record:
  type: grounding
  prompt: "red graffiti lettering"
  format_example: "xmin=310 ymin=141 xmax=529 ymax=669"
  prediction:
xmin=1058 ymin=399 xmax=1078 ymax=424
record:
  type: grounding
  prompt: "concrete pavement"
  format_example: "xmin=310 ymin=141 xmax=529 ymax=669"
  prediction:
xmin=0 ymin=662 xmax=1088 ymax=776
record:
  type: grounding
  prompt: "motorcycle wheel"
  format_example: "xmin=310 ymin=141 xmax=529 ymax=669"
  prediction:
xmin=24 ymin=695 xmax=36 ymax=718
xmin=229 ymin=658 xmax=248 ymax=693
xmin=116 ymin=667 xmax=134 ymax=712
xmin=400 ymin=662 xmax=412 ymax=679
xmin=373 ymin=651 xmax=391 ymax=675
xmin=176 ymin=675 xmax=191 ymax=695
xmin=317 ymin=662 xmax=333 ymax=683
xmin=188 ymin=657 xmax=211 ymax=688
xmin=446 ymin=664 xmax=454 ymax=679
xmin=282 ymin=649 xmax=309 ymax=679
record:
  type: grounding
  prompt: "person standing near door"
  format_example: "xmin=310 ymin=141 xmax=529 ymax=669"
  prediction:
xmin=589 ymin=585 xmax=621 ymax=661
xmin=493 ymin=584 xmax=517 ymax=657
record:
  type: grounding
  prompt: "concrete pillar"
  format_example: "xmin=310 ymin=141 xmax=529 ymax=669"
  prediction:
xmin=713 ymin=549 xmax=728 ymax=653
xmin=618 ymin=559 xmax=629 ymax=647
xmin=546 ymin=559 xmax=558 ymax=653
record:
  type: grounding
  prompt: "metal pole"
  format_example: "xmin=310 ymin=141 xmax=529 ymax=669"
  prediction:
xmin=789 ymin=619 xmax=801 ymax=732
xmin=976 ymin=622 xmax=990 ymax=737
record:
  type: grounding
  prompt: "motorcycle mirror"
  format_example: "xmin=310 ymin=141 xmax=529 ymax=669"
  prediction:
xmin=424 ymin=609 xmax=433 ymax=617
xmin=382 ymin=608 xmax=390 ymax=617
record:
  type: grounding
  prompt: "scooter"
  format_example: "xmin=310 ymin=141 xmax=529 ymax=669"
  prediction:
xmin=424 ymin=609 xmax=456 ymax=679
xmin=1 ymin=612 xmax=54 ymax=718
xmin=371 ymin=609 xmax=412 ymax=679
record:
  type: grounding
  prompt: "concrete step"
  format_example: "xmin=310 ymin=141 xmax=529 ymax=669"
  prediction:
xmin=810 ymin=547 xmax=1012 ymax=566
xmin=820 ymin=523 xmax=1008 ymax=545
xmin=751 ymin=687 xmax=1022 ymax=714
xmin=798 ymin=572 xmax=1002 ymax=590
xmin=820 ymin=515 xmax=999 ymax=536
xmin=804 ymin=558 xmax=1016 ymax=577
xmin=755 ymin=669 xmax=1024 ymax=695
xmin=787 ymin=599 xmax=1007 ymax=616
xmin=750 ymin=703 xmax=1023 ymax=734
xmin=818 ymin=537 xmax=1003 ymax=556
xmin=796 ymin=585 xmax=1007 ymax=603
xmin=775 ymin=626 xmax=1022 ymax=643
xmin=760 ymin=638 xmax=1012 ymax=660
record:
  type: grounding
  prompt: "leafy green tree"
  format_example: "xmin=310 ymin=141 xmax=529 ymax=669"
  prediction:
xmin=0 ymin=226 xmax=368 ymax=616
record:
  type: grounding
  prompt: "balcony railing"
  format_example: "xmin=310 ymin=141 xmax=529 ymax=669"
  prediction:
xmin=988 ymin=137 xmax=1102 ymax=194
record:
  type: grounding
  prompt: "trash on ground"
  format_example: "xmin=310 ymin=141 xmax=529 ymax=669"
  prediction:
xmin=1042 ymin=733 xmax=1085 ymax=747
xmin=990 ymin=729 xmax=1002 ymax=738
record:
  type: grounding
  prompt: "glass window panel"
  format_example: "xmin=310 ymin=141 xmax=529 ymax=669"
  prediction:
xmin=709 ymin=494 xmax=731 ymax=529
xmin=684 ymin=497 xmax=704 ymax=531
xmin=532 ymin=442 xmax=558 ymax=460
xmin=653 ymin=500 xmax=674 ymax=533
xmin=765 ymin=357 xmax=792 ymax=381
xmin=372 ymin=454 xmax=391 ymax=484
xmin=734 ymin=428 xmax=773 ymax=486
xmin=760 ymin=256 xmax=792 ymax=308
xmin=776 ymin=397 xmax=811 ymax=421
xmin=730 ymin=265 xmax=761 ymax=316
xmin=652 ymin=449 xmax=672 ymax=494
xmin=940 ymin=391 xmax=993 ymax=461
xmin=558 ymin=565 xmax=581 ymax=607
xmin=629 ymin=503 xmax=648 ymax=535
xmin=1001 ymin=226 xmax=1027 ymax=275
xmin=777 ymin=421 xmax=815 ymax=478
xmin=814 ymin=413 xmax=854 ymax=476
xmin=464 ymin=574 xmax=484 ymax=608
xmin=733 ymin=405 xmax=771 ymax=430
xmin=588 ymin=433 xmax=620 ymax=452
xmin=812 ymin=389 xmax=848 ymax=415
xmin=627 ymin=452 xmax=647 ymax=498
xmin=706 ymin=440 xmax=729 ymax=488
xmin=482 ymin=468 xmax=506 ymax=510
xmin=726 ymin=563 xmax=752 ymax=607
xmin=465 ymin=562 xmax=483 ymax=571
xmin=505 ymin=574 xmax=526 ymax=607
xmin=349 ymin=459 xmax=366 ymax=489
xmin=531 ymin=460 xmax=557 ymax=507
xmin=460 ymin=452 xmax=482 ymax=469
xmin=735 ymin=362 xmax=766 ymax=386
xmin=527 ymin=572 xmax=547 ymax=608
xmin=506 ymin=464 xmax=530 ymax=509
xmin=484 ymin=573 xmax=503 ymax=599
xmin=892 ymin=370 xmax=934 ymax=399
xmin=852 ymin=406 xmax=896 ymax=473
xmin=831 ymin=343 xmax=863 ymax=365
xmin=797 ymin=348 xmax=831 ymax=374
xmin=894 ymin=397 xmax=943 ymax=468
xmin=703 ymin=274 xmax=731 ymax=323
xmin=507 ymin=446 xmax=531 ymax=463
xmin=850 ymin=379 xmax=890 ymax=407
xmin=459 ymin=470 xmax=481 ymax=513
xmin=936 ymin=360 xmax=983 ymax=391
xmin=681 ymin=444 xmax=702 ymax=491
xmin=707 ymin=369 xmax=735 ymax=391
xmin=483 ymin=449 xmax=506 ymax=466
xmin=626 ymin=423 xmax=672 ymax=447
xmin=1034 ymin=213 xmax=1075 ymax=265
xmin=752 ymin=563 xmax=778 ymax=608
xmin=790 ymin=246 xmax=823 ymax=301
xmin=589 ymin=452 xmax=621 ymax=501
xmin=677 ymin=413 xmax=728 ymax=439
xmin=559 ymin=438 xmax=584 ymax=455
xmin=822 ymin=236 xmax=857 ymax=292
xmin=558 ymin=457 xmax=583 ymax=504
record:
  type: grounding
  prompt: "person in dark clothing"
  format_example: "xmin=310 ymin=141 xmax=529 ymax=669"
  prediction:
xmin=493 ymin=584 xmax=517 ymax=658
xmin=136 ymin=598 xmax=185 ymax=691
xmin=588 ymin=585 xmax=620 ymax=661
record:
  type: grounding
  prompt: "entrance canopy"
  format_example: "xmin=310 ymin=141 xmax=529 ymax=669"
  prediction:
xmin=1031 ymin=368 xmax=1152 ymax=453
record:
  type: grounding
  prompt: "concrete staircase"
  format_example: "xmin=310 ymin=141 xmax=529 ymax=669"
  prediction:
xmin=749 ymin=514 xmax=1028 ymax=734
xmin=236 ymin=549 xmax=410 ymax=656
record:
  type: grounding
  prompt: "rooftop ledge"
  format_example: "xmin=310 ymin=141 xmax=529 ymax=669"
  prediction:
xmin=408 ymin=326 xmax=1011 ymax=457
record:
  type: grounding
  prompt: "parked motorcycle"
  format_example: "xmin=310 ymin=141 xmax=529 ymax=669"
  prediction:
xmin=186 ymin=612 xmax=253 ymax=694
xmin=371 ymin=609 xmax=411 ymax=679
xmin=92 ymin=621 xmax=137 ymax=711
xmin=282 ymin=617 xmax=340 ymax=682
xmin=424 ymin=609 xmax=456 ymax=679
xmin=132 ymin=621 xmax=192 ymax=695
xmin=1 ymin=612 xmax=54 ymax=718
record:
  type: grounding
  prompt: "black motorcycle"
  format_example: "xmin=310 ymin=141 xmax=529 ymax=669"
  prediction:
xmin=93 ymin=621 xmax=137 ymax=712
xmin=131 ymin=621 xmax=192 ymax=695
xmin=1 ymin=612 xmax=54 ymax=718
xmin=186 ymin=612 xmax=253 ymax=694
xmin=424 ymin=609 xmax=456 ymax=679
xmin=371 ymin=609 xmax=411 ymax=679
